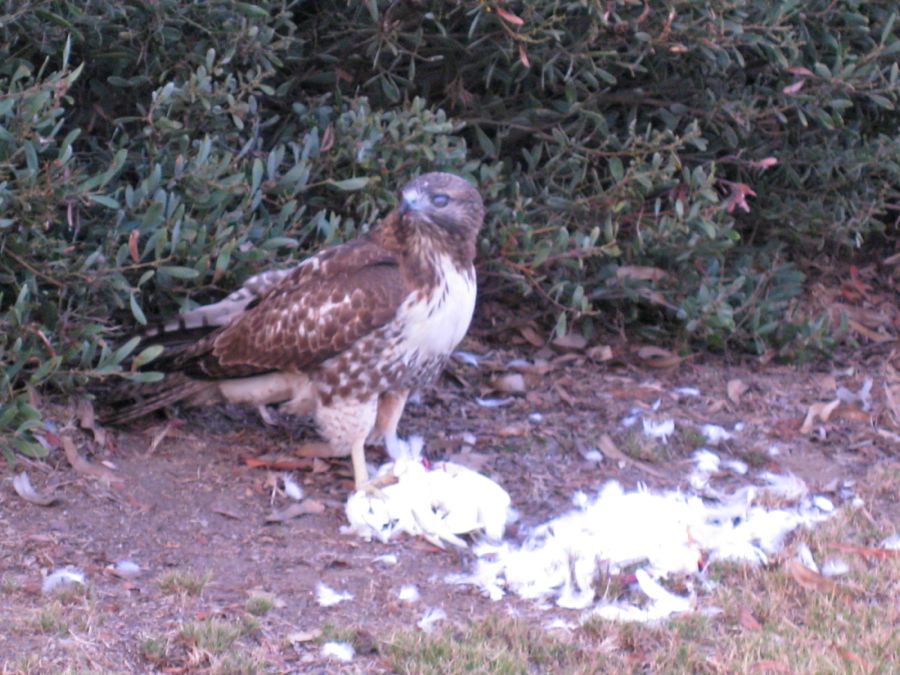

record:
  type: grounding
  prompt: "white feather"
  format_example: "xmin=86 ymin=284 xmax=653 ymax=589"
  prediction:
xmin=315 ymin=582 xmax=353 ymax=607
xmin=42 ymin=567 xmax=86 ymax=594
xmin=398 ymin=584 xmax=421 ymax=602
xmin=321 ymin=641 xmax=355 ymax=662
xmin=417 ymin=607 xmax=447 ymax=632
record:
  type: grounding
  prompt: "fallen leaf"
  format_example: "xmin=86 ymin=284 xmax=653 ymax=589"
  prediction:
xmin=509 ymin=358 xmax=552 ymax=375
xmin=452 ymin=448 xmax=491 ymax=472
xmin=587 ymin=345 xmax=613 ymax=362
xmin=846 ymin=318 xmax=891 ymax=343
xmin=265 ymin=500 xmax=325 ymax=523
xmin=552 ymin=333 xmax=588 ymax=352
xmin=554 ymin=382 xmax=575 ymax=407
xmin=496 ymin=424 xmax=526 ymax=438
xmin=706 ymin=399 xmax=727 ymax=415
xmin=552 ymin=353 xmax=583 ymax=367
xmin=12 ymin=472 xmax=59 ymax=506
xmin=76 ymin=398 xmax=108 ymax=447
xmin=828 ymin=543 xmax=900 ymax=559
xmin=636 ymin=346 xmax=684 ymax=369
xmin=738 ymin=606 xmax=762 ymax=631
xmin=491 ymin=373 xmax=526 ymax=394
xmin=787 ymin=559 xmax=841 ymax=593
xmin=211 ymin=506 xmax=243 ymax=520
xmin=146 ymin=420 xmax=178 ymax=456
xmin=883 ymin=368 xmax=900 ymax=425
xmin=243 ymin=455 xmax=313 ymax=470
xmin=831 ymin=404 xmax=870 ymax=424
xmin=61 ymin=434 xmax=118 ymax=484
xmin=608 ymin=384 xmax=666 ymax=401
xmin=517 ymin=325 xmax=545 ymax=347
xmin=286 ymin=628 xmax=322 ymax=644
xmin=727 ymin=379 xmax=749 ymax=405
xmin=800 ymin=399 xmax=840 ymax=434
xmin=814 ymin=374 xmax=837 ymax=393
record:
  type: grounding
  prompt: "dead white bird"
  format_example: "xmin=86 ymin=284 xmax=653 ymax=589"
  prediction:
xmin=344 ymin=436 xmax=513 ymax=549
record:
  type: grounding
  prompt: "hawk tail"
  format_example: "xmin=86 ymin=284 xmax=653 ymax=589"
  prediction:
xmin=97 ymin=374 xmax=214 ymax=426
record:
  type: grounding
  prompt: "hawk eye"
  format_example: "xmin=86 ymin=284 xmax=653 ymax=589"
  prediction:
xmin=430 ymin=193 xmax=450 ymax=208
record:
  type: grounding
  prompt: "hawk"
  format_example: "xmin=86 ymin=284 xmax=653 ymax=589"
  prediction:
xmin=106 ymin=172 xmax=485 ymax=489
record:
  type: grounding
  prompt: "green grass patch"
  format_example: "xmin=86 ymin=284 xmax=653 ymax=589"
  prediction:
xmin=158 ymin=569 xmax=211 ymax=596
xmin=179 ymin=618 xmax=243 ymax=655
xmin=385 ymin=616 xmax=597 ymax=674
xmin=244 ymin=592 xmax=274 ymax=617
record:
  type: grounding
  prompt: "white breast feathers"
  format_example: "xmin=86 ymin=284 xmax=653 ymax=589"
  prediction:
xmin=401 ymin=254 xmax=477 ymax=359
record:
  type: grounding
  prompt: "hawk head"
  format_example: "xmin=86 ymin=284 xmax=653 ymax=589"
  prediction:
xmin=399 ymin=173 xmax=484 ymax=242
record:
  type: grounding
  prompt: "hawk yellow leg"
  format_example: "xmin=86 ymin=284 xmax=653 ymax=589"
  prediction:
xmin=368 ymin=389 xmax=410 ymax=450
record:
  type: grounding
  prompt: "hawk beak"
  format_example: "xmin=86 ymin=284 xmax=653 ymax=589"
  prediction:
xmin=400 ymin=190 xmax=419 ymax=215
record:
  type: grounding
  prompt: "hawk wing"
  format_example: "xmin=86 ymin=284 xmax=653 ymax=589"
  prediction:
xmin=164 ymin=236 xmax=410 ymax=380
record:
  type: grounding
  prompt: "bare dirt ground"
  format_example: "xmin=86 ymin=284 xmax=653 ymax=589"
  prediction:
xmin=1 ymin=328 xmax=898 ymax=673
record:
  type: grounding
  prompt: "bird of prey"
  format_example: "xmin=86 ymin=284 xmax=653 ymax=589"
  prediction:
xmin=106 ymin=172 xmax=485 ymax=489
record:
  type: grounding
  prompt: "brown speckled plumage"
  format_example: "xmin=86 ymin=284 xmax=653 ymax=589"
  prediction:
xmin=103 ymin=173 xmax=485 ymax=489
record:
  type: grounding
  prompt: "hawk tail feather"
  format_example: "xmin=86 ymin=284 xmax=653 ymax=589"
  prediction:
xmin=98 ymin=374 xmax=214 ymax=426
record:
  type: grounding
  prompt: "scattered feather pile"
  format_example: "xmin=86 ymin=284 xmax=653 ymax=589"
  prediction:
xmin=344 ymin=436 xmax=514 ymax=549
xmin=315 ymin=581 xmax=353 ymax=607
xmin=416 ymin=607 xmax=447 ymax=633
xmin=42 ymin=567 xmax=86 ymax=594
xmin=398 ymin=584 xmax=421 ymax=603
xmin=110 ymin=560 xmax=142 ymax=579
xmin=321 ymin=641 xmax=355 ymax=663
xmin=449 ymin=468 xmax=836 ymax=621
xmin=343 ymin=435 xmax=842 ymax=624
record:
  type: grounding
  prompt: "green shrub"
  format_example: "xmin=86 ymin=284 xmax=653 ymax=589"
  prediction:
xmin=286 ymin=0 xmax=898 ymax=346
